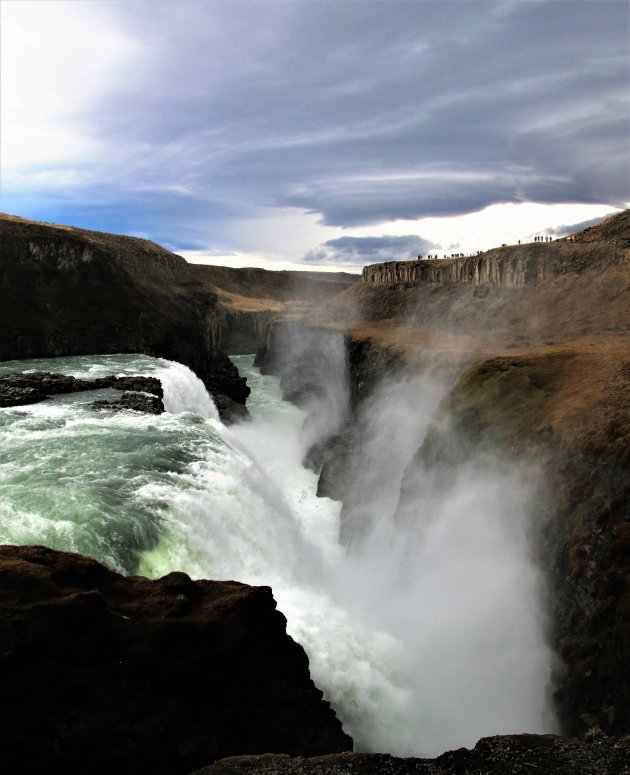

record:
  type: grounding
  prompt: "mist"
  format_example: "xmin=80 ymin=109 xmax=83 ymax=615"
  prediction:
xmin=229 ymin=325 xmax=559 ymax=755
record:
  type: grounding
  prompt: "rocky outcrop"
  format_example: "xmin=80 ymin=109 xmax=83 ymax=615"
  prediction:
xmin=212 ymin=392 xmax=250 ymax=423
xmin=193 ymin=731 xmax=630 ymax=774
xmin=571 ymin=208 xmax=630 ymax=246
xmin=0 ymin=371 xmax=163 ymax=408
xmin=0 ymin=545 xmax=352 ymax=775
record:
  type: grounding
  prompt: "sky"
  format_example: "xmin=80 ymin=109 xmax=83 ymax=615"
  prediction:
xmin=1 ymin=0 xmax=628 ymax=273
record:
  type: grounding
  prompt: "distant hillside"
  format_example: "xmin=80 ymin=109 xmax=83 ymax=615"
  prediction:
xmin=570 ymin=208 xmax=630 ymax=245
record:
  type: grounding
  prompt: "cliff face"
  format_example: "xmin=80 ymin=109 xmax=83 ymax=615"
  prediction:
xmin=362 ymin=241 xmax=629 ymax=287
xmin=362 ymin=210 xmax=630 ymax=289
xmin=0 ymin=214 xmax=249 ymax=408
xmin=201 ymin=266 xmax=359 ymax=354
xmin=0 ymin=545 xmax=352 ymax=774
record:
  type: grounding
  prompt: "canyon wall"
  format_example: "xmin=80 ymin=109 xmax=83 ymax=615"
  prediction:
xmin=0 ymin=214 xmax=249 ymax=411
xmin=0 ymin=214 xmax=358 ymax=413
xmin=362 ymin=241 xmax=629 ymax=287
xmin=397 ymin=351 xmax=630 ymax=736
xmin=257 ymin=319 xmax=630 ymax=737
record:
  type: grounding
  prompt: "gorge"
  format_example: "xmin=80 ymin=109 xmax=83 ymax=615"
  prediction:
xmin=0 ymin=210 xmax=628 ymax=773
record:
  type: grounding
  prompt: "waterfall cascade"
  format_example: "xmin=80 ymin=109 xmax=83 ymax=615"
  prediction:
xmin=0 ymin=351 xmax=557 ymax=755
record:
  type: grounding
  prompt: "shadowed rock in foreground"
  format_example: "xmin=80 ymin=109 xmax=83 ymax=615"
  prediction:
xmin=0 ymin=545 xmax=351 ymax=775
xmin=192 ymin=732 xmax=630 ymax=774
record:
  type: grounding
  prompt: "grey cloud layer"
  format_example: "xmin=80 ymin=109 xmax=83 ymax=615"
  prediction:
xmin=304 ymin=235 xmax=438 ymax=267
xmin=12 ymin=0 xmax=630 ymax=246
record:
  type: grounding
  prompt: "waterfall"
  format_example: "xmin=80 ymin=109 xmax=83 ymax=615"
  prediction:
xmin=155 ymin=360 xmax=218 ymax=419
xmin=0 ymin=351 xmax=558 ymax=756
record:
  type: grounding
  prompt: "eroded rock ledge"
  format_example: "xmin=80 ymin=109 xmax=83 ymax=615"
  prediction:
xmin=362 ymin=241 xmax=629 ymax=287
xmin=0 ymin=545 xmax=352 ymax=775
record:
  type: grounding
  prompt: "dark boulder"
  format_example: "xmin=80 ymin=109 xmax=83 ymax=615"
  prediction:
xmin=202 ymin=353 xmax=251 ymax=405
xmin=106 ymin=375 xmax=163 ymax=397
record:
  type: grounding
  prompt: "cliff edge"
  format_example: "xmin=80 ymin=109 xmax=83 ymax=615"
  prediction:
xmin=362 ymin=210 xmax=630 ymax=287
xmin=0 ymin=544 xmax=352 ymax=774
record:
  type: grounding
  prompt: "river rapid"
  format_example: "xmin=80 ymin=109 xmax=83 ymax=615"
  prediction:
xmin=0 ymin=353 xmax=556 ymax=755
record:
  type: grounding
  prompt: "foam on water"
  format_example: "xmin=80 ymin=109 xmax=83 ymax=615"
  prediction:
xmin=0 ymin=354 xmax=218 ymax=572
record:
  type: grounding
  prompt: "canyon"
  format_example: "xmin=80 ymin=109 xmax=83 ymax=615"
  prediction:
xmin=0 ymin=209 xmax=628 ymax=773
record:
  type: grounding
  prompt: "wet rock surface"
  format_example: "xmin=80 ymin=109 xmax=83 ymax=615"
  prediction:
xmin=92 ymin=391 xmax=165 ymax=414
xmin=213 ymin=392 xmax=250 ymax=423
xmin=0 ymin=371 xmax=163 ymax=409
xmin=0 ymin=545 xmax=352 ymax=775
xmin=191 ymin=732 xmax=630 ymax=774
xmin=202 ymin=353 xmax=251 ymax=406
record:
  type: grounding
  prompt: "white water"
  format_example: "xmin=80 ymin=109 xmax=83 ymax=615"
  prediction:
xmin=0 ymin=352 xmax=557 ymax=755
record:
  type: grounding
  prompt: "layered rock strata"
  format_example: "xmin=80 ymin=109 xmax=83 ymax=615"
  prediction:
xmin=362 ymin=235 xmax=629 ymax=287
xmin=0 ymin=545 xmax=352 ymax=775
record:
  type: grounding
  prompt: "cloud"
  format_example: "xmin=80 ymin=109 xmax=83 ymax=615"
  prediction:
xmin=304 ymin=235 xmax=438 ymax=268
xmin=544 ymin=212 xmax=618 ymax=237
xmin=0 ymin=1 xmax=138 ymax=179
xmin=1 ymin=0 xmax=628 ymax=252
